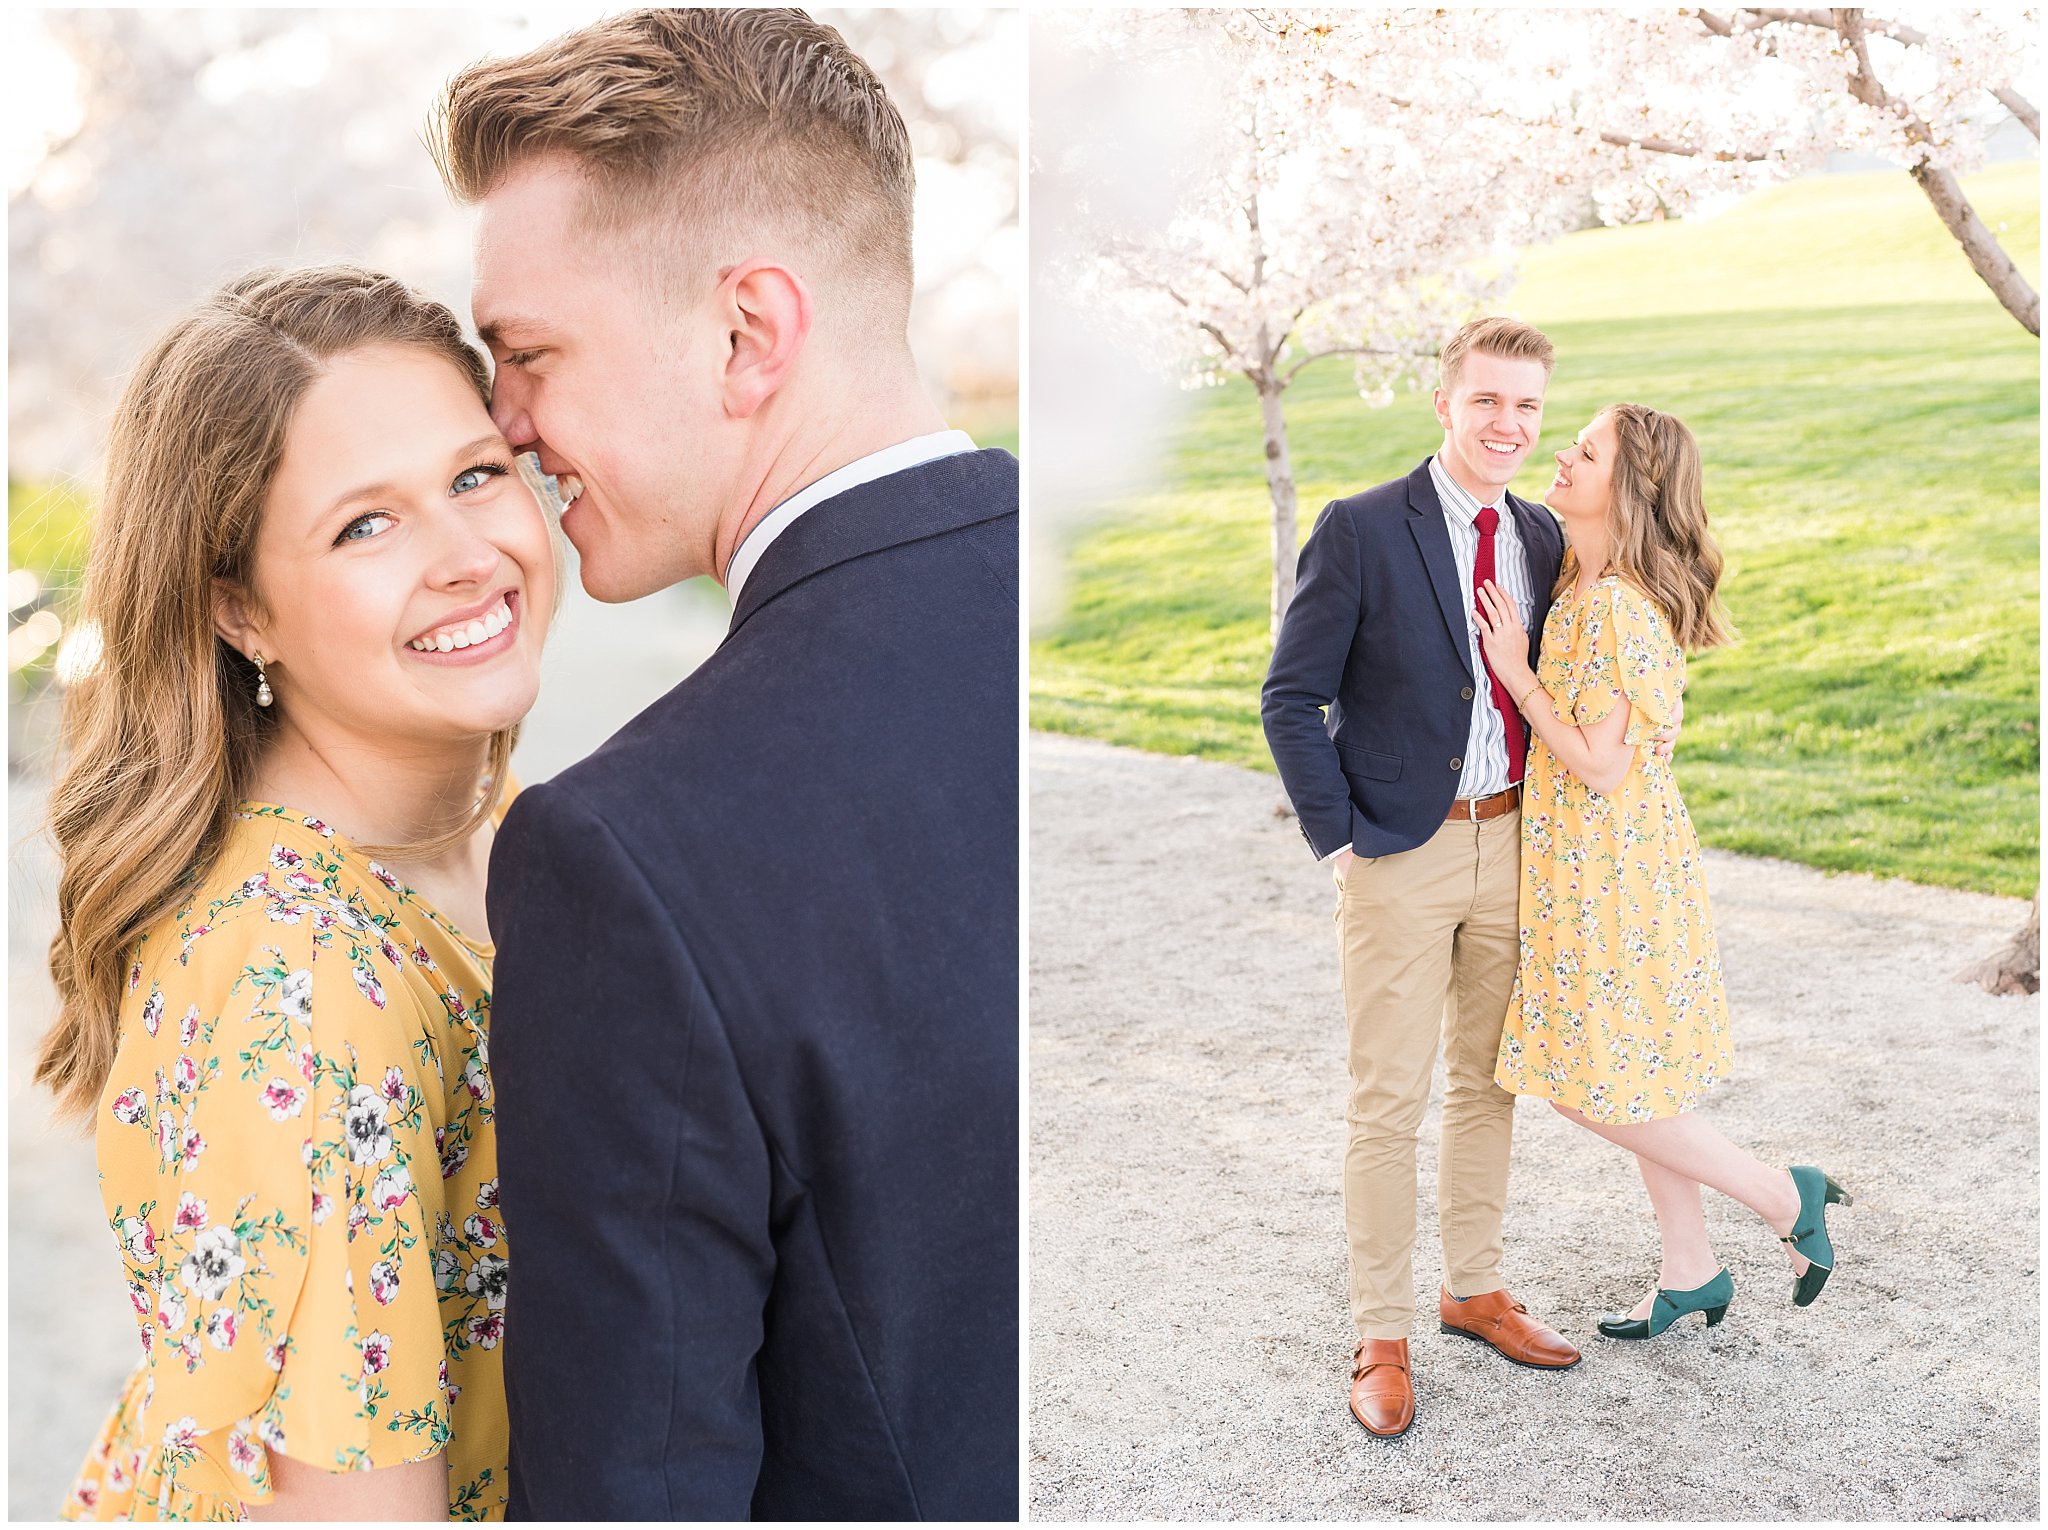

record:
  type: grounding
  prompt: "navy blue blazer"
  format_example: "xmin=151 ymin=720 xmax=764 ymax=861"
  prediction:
xmin=487 ymin=450 xmax=1019 ymax=1521
xmin=1261 ymin=457 xmax=1564 ymax=860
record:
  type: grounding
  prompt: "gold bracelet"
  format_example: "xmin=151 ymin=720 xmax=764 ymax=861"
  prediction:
xmin=1516 ymin=679 xmax=1544 ymax=711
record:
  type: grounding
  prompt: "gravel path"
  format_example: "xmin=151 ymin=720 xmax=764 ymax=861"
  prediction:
xmin=1028 ymin=732 xmax=2040 ymax=1522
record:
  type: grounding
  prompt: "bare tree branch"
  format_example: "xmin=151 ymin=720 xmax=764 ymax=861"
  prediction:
xmin=1211 ymin=264 xmax=1254 ymax=297
xmin=1245 ymin=189 xmax=1268 ymax=298
xmin=1746 ymin=7 xmax=1852 ymax=29
xmin=1408 ymin=73 xmax=1784 ymax=167
xmin=1993 ymin=86 xmax=2041 ymax=140
xmin=1740 ymin=7 xmax=1939 ymax=43
xmin=1598 ymin=129 xmax=1774 ymax=161
xmin=1706 ymin=7 xmax=2039 ymax=138
xmin=1742 ymin=7 xmax=1957 ymax=50
xmin=1425 ymin=87 xmax=1781 ymax=164
xmin=1281 ymin=344 xmax=1401 ymax=386
xmin=1438 ymin=97 xmax=1780 ymax=163
xmin=1198 ymin=321 xmax=1245 ymax=368
xmin=1158 ymin=283 xmax=1250 ymax=370
xmin=1195 ymin=319 xmax=1240 ymax=359
xmin=1833 ymin=8 xmax=2039 ymax=333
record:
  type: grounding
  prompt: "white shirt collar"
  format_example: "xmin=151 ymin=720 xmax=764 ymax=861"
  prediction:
xmin=724 ymin=429 xmax=979 ymax=604
xmin=1428 ymin=452 xmax=1508 ymax=528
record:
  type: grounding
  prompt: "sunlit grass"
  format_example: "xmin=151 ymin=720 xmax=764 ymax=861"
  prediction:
xmin=1033 ymin=167 xmax=2040 ymax=897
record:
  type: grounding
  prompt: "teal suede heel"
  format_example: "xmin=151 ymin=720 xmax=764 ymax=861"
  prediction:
xmin=1782 ymin=1164 xmax=1852 ymax=1307
xmin=1595 ymin=1268 xmax=1734 ymax=1340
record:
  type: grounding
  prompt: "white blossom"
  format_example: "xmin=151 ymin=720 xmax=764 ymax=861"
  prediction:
xmin=1059 ymin=6 xmax=2039 ymax=628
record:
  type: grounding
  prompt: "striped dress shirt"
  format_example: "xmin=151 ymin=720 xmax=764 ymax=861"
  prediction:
xmin=1428 ymin=453 xmax=1538 ymax=798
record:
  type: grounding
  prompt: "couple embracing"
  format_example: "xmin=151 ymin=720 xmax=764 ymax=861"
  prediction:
xmin=1262 ymin=317 xmax=1851 ymax=1437
xmin=43 ymin=9 xmax=1016 ymax=1521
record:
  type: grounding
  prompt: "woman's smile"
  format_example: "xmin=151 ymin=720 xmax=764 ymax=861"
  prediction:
xmin=405 ymin=589 xmax=523 ymax=662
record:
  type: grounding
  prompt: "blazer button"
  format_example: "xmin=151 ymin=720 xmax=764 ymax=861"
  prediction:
xmin=1460 ymin=686 xmax=1474 ymax=700
xmin=1450 ymin=756 xmax=1463 ymax=770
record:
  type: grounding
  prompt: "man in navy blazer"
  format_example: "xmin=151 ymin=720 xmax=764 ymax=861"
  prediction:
xmin=1261 ymin=318 xmax=1581 ymax=1439
xmin=434 ymin=11 xmax=1016 ymax=1518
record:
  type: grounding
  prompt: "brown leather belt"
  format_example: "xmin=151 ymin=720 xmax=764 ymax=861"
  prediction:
xmin=1446 ymin=784 xmax=1521 ymax=822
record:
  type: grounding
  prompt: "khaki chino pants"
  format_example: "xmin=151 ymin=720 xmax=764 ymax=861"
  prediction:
xmin=1335 ymin=809 xmax=1521 ymax=1340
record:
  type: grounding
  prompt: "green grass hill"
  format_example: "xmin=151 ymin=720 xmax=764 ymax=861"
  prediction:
xmin=1032 ymin=163 xmax=2040 ymax=897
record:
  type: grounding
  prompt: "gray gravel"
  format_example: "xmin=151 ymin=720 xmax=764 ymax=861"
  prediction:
xmin=1028 ymin=732 xmax=2040 ymax=1522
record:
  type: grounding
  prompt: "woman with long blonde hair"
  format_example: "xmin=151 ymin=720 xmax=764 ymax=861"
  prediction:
xmin=1475 ymin=403 xmax=1850 ymax=1340
xmin=41 ymin=264 xmax=556 ymax=1520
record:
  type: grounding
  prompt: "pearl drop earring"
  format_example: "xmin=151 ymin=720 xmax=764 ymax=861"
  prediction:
xmin=253 ymin=653 xmax=274 ymax=708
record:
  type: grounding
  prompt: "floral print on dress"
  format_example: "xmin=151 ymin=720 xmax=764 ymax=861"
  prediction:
xmin=1494 ymin=577 xmax=1733 ymax=1124
xmin=63 ymin=796 xmax=514 ymax=1522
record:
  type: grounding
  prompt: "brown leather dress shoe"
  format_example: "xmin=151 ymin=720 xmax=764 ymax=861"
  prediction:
xmin=1348 ymin=1338 xmax=1415 ymax=1436
xmin=1438 ymin=1286 xmax=1581 ymax=1369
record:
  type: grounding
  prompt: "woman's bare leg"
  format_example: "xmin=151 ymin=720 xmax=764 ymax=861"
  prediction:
xmin=1618 ymin=1156 xmax=1723 ymax=1320
xmin=1550 ymin=1101 xmax=1808 ymax=1281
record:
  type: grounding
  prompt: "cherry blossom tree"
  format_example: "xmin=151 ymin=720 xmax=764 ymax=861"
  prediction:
xmin=1072 ymin=13 xmax=1503 ymax=638
xmin=1062 ymin=7 xmax=1780 ymax=639
xmin=1598 ymin=7 xmax=2040 ymax=333
xmin=1062 ymin=6 xmax=2036 ymax=640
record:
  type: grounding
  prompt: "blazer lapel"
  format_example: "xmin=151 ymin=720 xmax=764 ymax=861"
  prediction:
xmin=1506 ymin=492 xmax=1560 ymax=584
xmin=1507 ymin=490 xmax=1562 ymax=666
xmin=1406 ymin=462 xmax=1475 ymax=683
xmin=728 ymin=449 xmax=1017 ymax=636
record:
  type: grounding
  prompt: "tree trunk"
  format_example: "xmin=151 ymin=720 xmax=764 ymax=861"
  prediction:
xmin=1905 ymin=159 xmax=2040 ymax=335
xmin=1959 ymin=893 xmax=2039 ymax=995
xmin=1255 ymin=373 xmax=1300 ymax=642
xmin=1831 ymin=7 xmax=2041 ymax=335
xmin=1991 ymin=86 xmax=2039 ymax=141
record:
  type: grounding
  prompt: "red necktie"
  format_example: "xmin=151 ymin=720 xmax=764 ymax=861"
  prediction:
xmin=1472 ymin=506 xmax=1526 ymax=785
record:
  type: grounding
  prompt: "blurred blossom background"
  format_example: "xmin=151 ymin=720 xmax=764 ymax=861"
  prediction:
xmin=6 ymin=7 xmax=1017 ymax=1515
xmin=7 ymin=5 xmax=1019 ymax=757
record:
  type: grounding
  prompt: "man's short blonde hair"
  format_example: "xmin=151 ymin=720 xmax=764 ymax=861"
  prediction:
xmin=429 ymin=8 xmax=915 ymax=307
xmin=1438 ymin=317 xmax=1556 ymax=394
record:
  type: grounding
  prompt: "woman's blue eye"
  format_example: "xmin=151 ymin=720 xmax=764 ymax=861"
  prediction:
xmin=452 ymin=462 xmax=509 ymax=495
xmin=337 ymin=512 xmax=394 ymax=544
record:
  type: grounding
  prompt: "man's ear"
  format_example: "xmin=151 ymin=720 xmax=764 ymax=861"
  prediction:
xmin=212 ymin=578 xmax=268 ymax=660
xmin=719 ymin=260 xmax=813 ymax=420
xmin=1431 ymin=387 xmax=1452 ymax=432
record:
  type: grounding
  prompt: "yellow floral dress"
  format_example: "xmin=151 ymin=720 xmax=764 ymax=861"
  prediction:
xmin=1494 ymin=576 xmax=1732 ymax=1124
xmin=62 ymin=797 xmax=513 ymax=1522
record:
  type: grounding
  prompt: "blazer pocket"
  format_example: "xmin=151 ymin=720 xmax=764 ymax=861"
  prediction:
xmin=1335 ymin=742 xmax=1403 ymax=783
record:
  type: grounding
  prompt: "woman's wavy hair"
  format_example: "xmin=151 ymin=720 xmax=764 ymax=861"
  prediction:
xmin=1559 ymin=402 xmax=1736 ymax=653
xmin=37 ymin=264 xmax=518 ymax=1122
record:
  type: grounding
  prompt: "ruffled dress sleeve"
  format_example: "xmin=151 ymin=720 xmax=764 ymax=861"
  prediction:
xmin=1567 ymin=579 xmax=1686 ymax=745
xmin=100 ymin=848 xmax=455 ymax=1511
